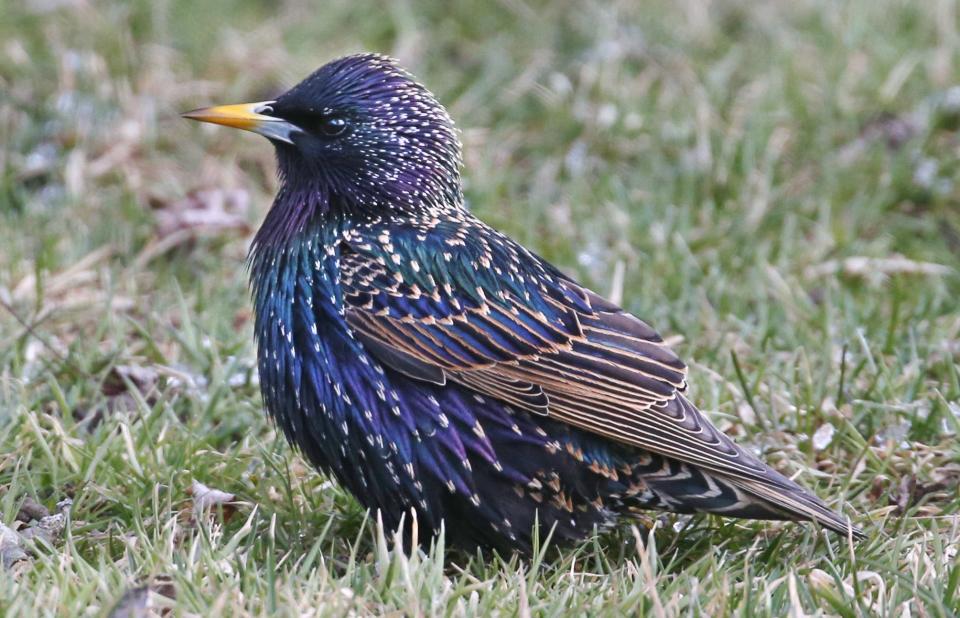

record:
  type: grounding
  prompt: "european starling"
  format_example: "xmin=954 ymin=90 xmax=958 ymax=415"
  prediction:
xmin=183 ymin=54 xmax=862 ymax=552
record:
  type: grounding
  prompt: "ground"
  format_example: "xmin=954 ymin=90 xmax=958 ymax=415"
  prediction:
xmin=1 ymin=0 xmax=959 ymax=615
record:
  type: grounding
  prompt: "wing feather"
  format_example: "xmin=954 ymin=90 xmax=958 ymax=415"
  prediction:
xmin=339 ymin=221 xmax=808 ymax=488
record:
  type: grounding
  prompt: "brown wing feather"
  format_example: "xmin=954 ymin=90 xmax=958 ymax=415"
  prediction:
xmin=341 ymin=249 xmax=777 ymax=481
xmin=338 ymin=226 xmax=861 ymax=537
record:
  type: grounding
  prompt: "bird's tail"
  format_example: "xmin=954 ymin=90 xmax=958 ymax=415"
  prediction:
xmin=720 ymin=472 xmax=864 ymax=538
xmin=630 ymin=455 xmax=864 ymax=539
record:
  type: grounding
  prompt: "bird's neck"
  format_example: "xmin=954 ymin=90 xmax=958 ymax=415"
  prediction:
xmin=249 ymin=183 xmax=329 ymax=252
xmin=252 ymin=177 xmax=466 ymax=250
xmin=247 ymin=186 xmax=457 ymax=321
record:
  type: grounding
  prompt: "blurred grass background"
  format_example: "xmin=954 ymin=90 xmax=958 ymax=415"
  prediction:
xmin=1 ymin=0 xmax=959 ymax=615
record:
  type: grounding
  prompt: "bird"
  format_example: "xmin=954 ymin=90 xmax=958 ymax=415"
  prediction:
xmin=183 ymin=53 xmax=863 ymax=553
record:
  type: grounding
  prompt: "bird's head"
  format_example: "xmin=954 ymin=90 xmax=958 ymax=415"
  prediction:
xmin=184 ymin=54 xmax=462 ymax=215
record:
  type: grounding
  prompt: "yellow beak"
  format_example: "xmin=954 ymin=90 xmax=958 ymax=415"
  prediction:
xmin=182 ymin=101 xmax=300 ymax=144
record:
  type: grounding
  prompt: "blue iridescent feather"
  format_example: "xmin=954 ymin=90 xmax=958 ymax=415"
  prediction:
xmin=199 ymin=53 xmax=867 ymax=553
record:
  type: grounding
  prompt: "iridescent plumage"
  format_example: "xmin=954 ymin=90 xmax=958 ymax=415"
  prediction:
xmin=188 ymin=53 xmax=862 ymax=553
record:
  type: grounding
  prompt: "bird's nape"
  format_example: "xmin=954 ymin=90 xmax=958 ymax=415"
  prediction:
xmin=183 ymin=52 xmax=863 ymax=553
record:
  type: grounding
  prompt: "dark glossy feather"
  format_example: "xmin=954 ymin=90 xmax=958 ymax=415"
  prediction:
xmin=338 ymin=211 xmax=861 ymax=537
xmin=225 ymin=54 xmax=863 ymax=553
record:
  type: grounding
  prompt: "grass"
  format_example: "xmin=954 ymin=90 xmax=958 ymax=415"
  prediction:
xmin=1 ymin=0 xmax=959 ymax=614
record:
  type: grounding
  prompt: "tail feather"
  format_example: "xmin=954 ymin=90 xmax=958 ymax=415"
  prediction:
xmin=632 ymin=456 xmax=864 ymax=539
xmin=723 ymin=473 xmax=864 ymax=539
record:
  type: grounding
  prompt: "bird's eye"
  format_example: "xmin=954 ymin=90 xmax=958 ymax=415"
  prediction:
xmin=280 ymin=110 xmax=350 ymax=139
xmin=319 ymin=116 xmax=348 ymax=137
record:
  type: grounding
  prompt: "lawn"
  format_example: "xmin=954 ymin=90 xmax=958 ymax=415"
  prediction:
xmin=1 ymin=0 xmax=958 ymax=615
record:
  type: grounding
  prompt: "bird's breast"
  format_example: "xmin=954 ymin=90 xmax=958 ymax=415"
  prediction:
xmin=249 ymin=231 xmax=422 ymax=508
